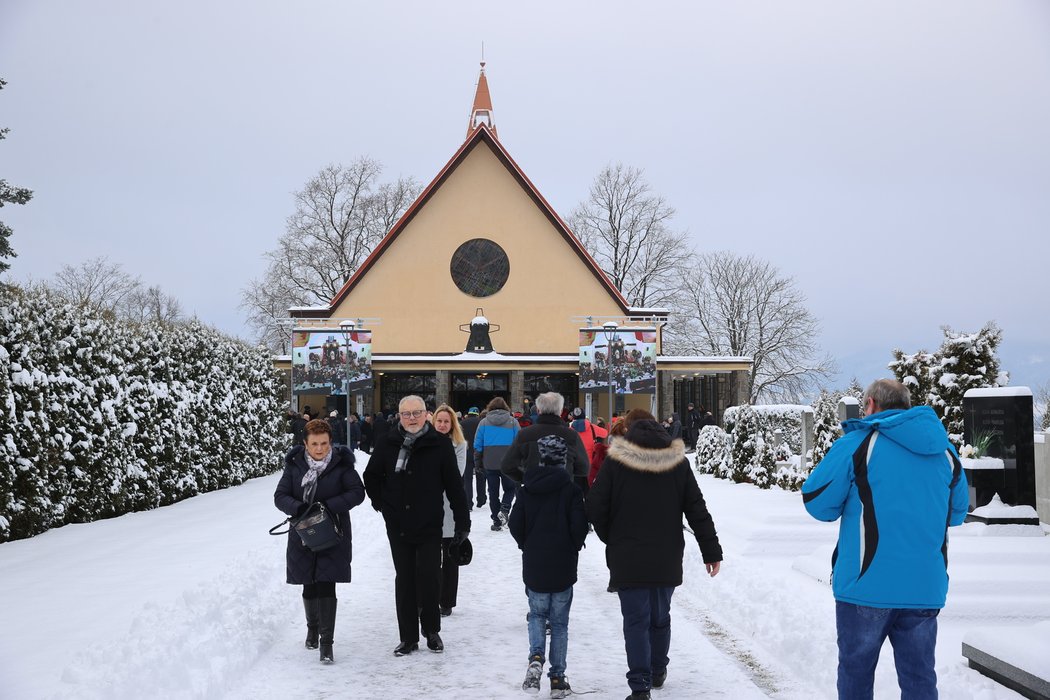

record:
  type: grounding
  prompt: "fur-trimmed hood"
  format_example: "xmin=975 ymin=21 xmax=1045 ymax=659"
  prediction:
xmin=607 ymin=420 xmax=686 ymax=474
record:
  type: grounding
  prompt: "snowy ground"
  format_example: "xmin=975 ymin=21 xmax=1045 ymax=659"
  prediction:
xmin=1 ymin=451 xmax=1047 ymax=700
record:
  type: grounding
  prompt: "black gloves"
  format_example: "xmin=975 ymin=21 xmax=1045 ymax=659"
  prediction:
xmin=451 ymin=530 xmax=469 ymax=546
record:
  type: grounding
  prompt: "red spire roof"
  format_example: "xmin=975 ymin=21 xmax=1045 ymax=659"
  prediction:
xmin=466 ymin=62 xmax=497 ymax=140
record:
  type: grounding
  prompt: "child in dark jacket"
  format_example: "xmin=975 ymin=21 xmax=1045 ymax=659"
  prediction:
xmin=508 ymin=435 xmax=588 ymax=698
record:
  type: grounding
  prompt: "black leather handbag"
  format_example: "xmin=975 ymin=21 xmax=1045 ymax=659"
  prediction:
xmin=270 ymin=502 xmax=344 ymax=552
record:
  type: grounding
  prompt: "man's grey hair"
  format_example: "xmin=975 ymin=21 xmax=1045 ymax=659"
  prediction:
xmin=535 ymin=392 xmax=564 ymax=416
xmin=864 ymin=379 xmax=911 ymax=412
xmin=398 ymin=395 xmax=426 ymax=411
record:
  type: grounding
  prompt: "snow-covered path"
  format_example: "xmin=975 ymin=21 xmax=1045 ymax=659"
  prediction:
xmin=1 ymin=452 xmax=1044 ymax=699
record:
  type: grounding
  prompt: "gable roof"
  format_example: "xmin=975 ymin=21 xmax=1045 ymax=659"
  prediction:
xmin=306 ymin=124 xmax=631 ymax=317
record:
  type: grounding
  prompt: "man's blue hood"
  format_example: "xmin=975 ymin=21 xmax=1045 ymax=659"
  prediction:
xmin=841 ymin=405 xmax=951 ymax=456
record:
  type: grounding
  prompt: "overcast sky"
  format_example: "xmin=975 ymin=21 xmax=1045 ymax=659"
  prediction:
xmin=3 ymin=0 xmax=1049 ymax=396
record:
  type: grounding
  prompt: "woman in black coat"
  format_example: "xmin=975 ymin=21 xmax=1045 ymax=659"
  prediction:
xmin=586 ymin=409 xmax=722 ymax=699
xmin=274 ymin=418 xmax=365 ymax=664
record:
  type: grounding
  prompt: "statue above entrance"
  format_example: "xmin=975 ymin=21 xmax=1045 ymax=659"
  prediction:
xmin=460 ymin=307 xmax=500 ymax=353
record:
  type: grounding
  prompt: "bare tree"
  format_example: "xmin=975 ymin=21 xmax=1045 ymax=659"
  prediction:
xmin=568 ymin=163 xmax=693 ymax=309
xmin=676 ymin=251 xmax=835 ymax=403
xmin=1038 ymin=380 xmax=1050 ymax=431
xmin=242 ymin=158 xmax=420 ymax=352
xmin=123 ymin=285 xmax=183 ymax=324
xmin=52 ymin=256 xmax=142 ymax=317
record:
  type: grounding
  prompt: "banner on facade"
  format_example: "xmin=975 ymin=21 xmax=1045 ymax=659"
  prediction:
xmin=291 ymin=329 xmax=373 ymax=396
xmin=578 ymin=327 xmax=657 ymax=394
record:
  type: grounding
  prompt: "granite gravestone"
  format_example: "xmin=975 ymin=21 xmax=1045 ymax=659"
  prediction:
xmin=837 ymin=397 xmax=860 ymax=422
xmin=963 ymin=387 xmax=1036 ymax=508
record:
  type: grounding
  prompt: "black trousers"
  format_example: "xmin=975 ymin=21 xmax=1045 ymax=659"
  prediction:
xmin=439 ymin=537 xmax=459 ymax=609
xmin=387 ymin=532 xmax=442 ymax=643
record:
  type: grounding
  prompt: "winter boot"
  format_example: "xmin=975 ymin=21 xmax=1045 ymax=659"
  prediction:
xmin=303 ymin=598 xmax=320 ymax=650
xmin=522 ymin=655 xmax=543 ymax=693
xmin=549 ymin=675 xmax=572 ymax=698
xmin=317 ymin=597 xmax=337 ymax=664
xmin=652 ymin=668 xmax=667 ymax=688
xmin=625 ymin=692 xmax=651 ymax=700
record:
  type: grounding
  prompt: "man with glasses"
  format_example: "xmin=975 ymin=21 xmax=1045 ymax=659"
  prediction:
xmin=364 ymin=395 xmax=471 ymax=656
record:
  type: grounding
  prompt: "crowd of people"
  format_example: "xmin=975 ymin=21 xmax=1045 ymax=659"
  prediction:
xmin=273 ymin=378 xmax=969 ymax=700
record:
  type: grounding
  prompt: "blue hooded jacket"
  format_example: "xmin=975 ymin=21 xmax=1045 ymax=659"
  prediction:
xmin=802 ymin=405 xmax=968 ymax=609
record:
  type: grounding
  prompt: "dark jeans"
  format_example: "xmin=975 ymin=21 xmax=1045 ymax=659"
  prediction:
xmin=387 ymin=533 xmax=442 ymax=644
xmin=463 ymin=464 xmax=486 ymax=505
xmin=618 ymin=586 xmax=674 ymax=692
xmin=485 ymin=470 xmax=516 ymax=523
xmin=836 ymin=601 xmax=939 ymax=700
xmin=439 ymin=537 xmax=459 ymax=609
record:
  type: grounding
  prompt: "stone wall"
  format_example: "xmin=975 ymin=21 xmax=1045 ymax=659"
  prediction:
xmin=1035 ymin=432 xmax=1050 ymax=525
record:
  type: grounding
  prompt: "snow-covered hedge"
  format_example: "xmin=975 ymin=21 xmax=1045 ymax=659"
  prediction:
xmin=723 ymin=404 xmax=807 ymax=453
xmin=0 ymin=284 xmax=285 ymax=542
xmin=694 ymin=425 xmax=730 ymax=478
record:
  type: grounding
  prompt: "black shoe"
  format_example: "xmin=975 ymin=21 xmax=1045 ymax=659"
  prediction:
xmin=439 ymin=605 xmax=453 ymax=617
xmin=653 ymin=668 xmax=667 ymax=688
xmin=477 ymin=497 xmax=487 ymax=507
xmin=393 ymin=641 xmax=418 ymax=656
xmin=550 ymin=676 xmax=572 ymax=699
xmin=426 ymin=632 xmax=444 ymax=653
xmin=626 ymin=693 xmax=651 ymax=700
xmin=491 ymin=522 xmax=502 ymax=531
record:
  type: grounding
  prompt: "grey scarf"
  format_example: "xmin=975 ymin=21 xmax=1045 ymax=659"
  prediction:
xmin=301 ymin=448 xmax=333 ymax=503
xmin=395 ymin=422 xmax=430 ymax=473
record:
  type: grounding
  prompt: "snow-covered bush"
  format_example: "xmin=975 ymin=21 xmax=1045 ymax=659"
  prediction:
xmin=694 ymin=424 xmax=730 ymax=477
xmin=729 ymin=405 xmax=759 ymax=484
xmin=811 ymin=390 xmax=842 ymax=467
xmin=723 ymin=404 xmax=806 ymax=454
xmin=774 ymin=456 xmax=808 ymax=491
xmin=0 ymin=284 xmax=285 ymax=542
xmin=931 ymin=323 xmax=1007 ymax=447
xmin=748 ymin=429 xmax=776 ymax=489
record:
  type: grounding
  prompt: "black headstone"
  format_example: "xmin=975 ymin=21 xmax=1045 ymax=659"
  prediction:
xmin=963 ymin=388 xmax=1036 ymax=508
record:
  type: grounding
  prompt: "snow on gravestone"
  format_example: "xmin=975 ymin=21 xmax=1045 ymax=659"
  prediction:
xmin=963 ymin=387 xmax=1036 ymax=509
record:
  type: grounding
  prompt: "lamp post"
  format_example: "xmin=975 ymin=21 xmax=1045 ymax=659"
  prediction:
xmin=339 ymin=319 xmax=355 ymax=442
xmin=602 ymin=321 xmax=619 ymax=423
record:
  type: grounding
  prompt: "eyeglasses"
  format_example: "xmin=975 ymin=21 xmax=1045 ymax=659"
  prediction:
xmin=399 ymin=409 xmax=426 ymax=419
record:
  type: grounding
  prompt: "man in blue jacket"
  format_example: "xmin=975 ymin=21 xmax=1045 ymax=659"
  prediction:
xmin=802 ymin=379 xmax=969 ymax=699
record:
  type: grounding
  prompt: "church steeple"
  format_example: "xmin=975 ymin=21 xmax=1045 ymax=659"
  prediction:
xmin=466 ymin=62 xmax=497 ymax=140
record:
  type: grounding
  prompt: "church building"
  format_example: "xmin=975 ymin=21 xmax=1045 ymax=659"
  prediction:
xmin=283 ymin=64 xmax=750 ymax=422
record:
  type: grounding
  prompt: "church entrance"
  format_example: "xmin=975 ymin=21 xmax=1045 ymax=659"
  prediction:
xmin=450 ymin=373 xmax=509 ymax=414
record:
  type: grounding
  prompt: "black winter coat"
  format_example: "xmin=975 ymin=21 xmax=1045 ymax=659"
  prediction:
xmin=500 ymin=414 xmax=589 ymax=488
xmin=509 ymin=466 xmax=588 ymax=593
xmin=460 ymin=414 xmax=481 ymax=471
xmin=363 ymin=425 xmax=471 ymax=543
xmin=328 ymin=416 xmax=348 ymax=445
xmin=586 ymin=420 xmax=722 ymax=589
xmin=274 ymin=445 xmax=365 ymax=584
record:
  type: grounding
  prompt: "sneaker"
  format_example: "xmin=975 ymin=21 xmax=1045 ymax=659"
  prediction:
xmin=652 ymin=669 xmax=667 ymax=688
xmin=522 ymin=658 xmax=543 ymax=693
xmin=426 ymin=632 xmax=444 ymax=653
xmin=549 ymin=676 xmax=572 ymax=699
xmin=491 ymin=522 xmax=502 ymax=531
xmin=498 ymin=510 xmax=509 ymax=526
